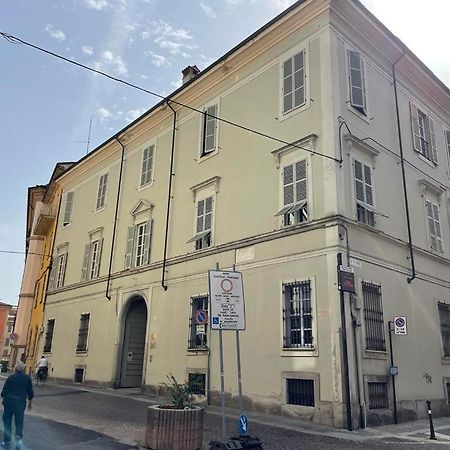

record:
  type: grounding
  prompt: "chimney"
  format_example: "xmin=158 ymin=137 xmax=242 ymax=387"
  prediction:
xmin=182 ymin=65 xmax=200 ymax=84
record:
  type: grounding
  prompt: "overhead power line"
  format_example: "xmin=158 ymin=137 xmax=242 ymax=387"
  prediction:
xmin=0 ymin=31 xmax=339 ymax=163
xmin=0 ymin=250 xmax=51 ymax=257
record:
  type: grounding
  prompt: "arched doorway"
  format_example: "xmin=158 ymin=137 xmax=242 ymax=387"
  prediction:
xmin=120 ymin=297 xmax=147 ymax=388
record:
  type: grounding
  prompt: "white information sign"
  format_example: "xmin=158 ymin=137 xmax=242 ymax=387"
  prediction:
xmin=394 ymin=316 xmax=407 ymax=335
xmin=208 ymin=270 xmax=246 ymax=330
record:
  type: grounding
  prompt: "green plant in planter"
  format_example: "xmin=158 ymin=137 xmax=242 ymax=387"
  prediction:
xmin=161 ymin=373 xmax=197 ymax=409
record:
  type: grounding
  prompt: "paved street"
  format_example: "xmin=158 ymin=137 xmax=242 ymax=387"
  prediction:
xmin=0 ymin=377 xmax=449 ymax=449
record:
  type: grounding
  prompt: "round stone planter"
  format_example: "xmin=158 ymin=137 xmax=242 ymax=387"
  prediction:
xmin=145 ymin=405 xmax=204 ymax=450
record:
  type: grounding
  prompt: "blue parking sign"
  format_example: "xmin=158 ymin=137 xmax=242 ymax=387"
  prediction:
xmin=239 ymin=414 xmax=248 ymax=436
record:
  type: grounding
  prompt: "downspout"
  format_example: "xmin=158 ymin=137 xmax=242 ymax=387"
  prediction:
xmin=106 ymin=136 xmax=126 ymax=301
xmin=161 ymin=100 xmax=177 ymax=291
xmin=392 ymin=50 xmax=416 ymax=283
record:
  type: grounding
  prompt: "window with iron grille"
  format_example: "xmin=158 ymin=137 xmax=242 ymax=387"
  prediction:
xmin=347 ymin=50 xmax=367 ymax=115
xmin=446 ymin=382 xmax=450 ymax=404
xmin=140 ymin=144 xmax=154 ymax=187
xmin=74 ymin=368 xmax=85 ymax=383
xmin=282 ymin=50 xmax=306 ymax=114
xmin=354 ymin=159 xmax=375 ymax=227
xmin=95 ymin=173 xmax=108 ymax=210
xmin=368 ymin=381 xmax=388 ymax=409
xmin=286 ymin=378 xmax=314 ymax=406
xmin=43 ymin=319 xmax=55 ymax=353
xmin=188 ymin=296 xmax=208 ymax=350
xmin=362 ymin=282 xmax=385 ymax=351
xmin=410 ymin=103 xmax=437 ymax=163
xmin=188 ymin=373 xmax=206 ymax=395
xmin=76 ymin=314 xmax=90 ymax=352
xmin=201 ymin=104 xmax=218 ymax=157
xmin=425 ymin=200 xmax=443 ymax=253
xmin=276 ymin=160 xmax=308 ymax=226
xmin=283 ymin=281 xmax=313 ymax=348
xmin=438 ymin=303 xmax=450 ymax=357
xmin=188 ymin=197 xmax=213 ymax=250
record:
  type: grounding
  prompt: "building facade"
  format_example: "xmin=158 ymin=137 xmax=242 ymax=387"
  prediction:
xmin=37 ymin=0 xmax=450 ymax=428
xmin=0 ymin=303 xmax=15 ymax=363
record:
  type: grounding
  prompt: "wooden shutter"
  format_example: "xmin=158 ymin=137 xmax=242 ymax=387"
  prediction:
xmin=283 ymin=164 xmax=294 ymax=206
xmin=410 ymin=103 xmax=421 ymax=152
xmin=48 ymin=255 xmax=57 ymax=290
xmin=354 ymin=160 xmax=365 ymax=202
xmin=429 ymin=118 xmax=438 ymax=164
xmin=143 ymin=221 xmax=151 ymax=265
xmin=295 ymin=160 xmax=307 ymax=202
xmin=63 ymin=192 xmax=74 ymax=225
xmin=81 ymin=244 xmax=90 ymax=281
xmin=348 ymin=50 xmax=366 ymax=112
xmin=293 ymin=51 xmax=305 ymax=108
xmin=363 ymin=164 xmax=373 ymax=206
xmin=124 ymin=226 xmax=135 ymax=269
xmin=282 ymin=57 xmax=293 ymax=113
xmin=432 ymin=204 xmax=443 ymax=253
xmin=196 ymin=199 xmax=205 ymax=232
xmin=61 ymin=253 xmax=68 ymax=287
xmin=202 ymin=105 xmax=218 ymax=154
xmin=94 ymin=238 xmax=103 ymax=278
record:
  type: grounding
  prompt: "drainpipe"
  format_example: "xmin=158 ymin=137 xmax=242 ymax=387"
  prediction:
xmin=392 ymin=50 xmax=415 ymax=283
xmin=106 ymin=136 xmax=126 ymax=301
xmin=161 ymin=100 xmax=177 ymax=291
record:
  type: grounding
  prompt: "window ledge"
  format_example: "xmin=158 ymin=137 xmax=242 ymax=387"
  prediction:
xmin=76 ymin=351 xmax=88 ymax=356
xmin=187 ymin=349 xmax=209 ymax=355
xmin=346 ymin=103 xmax=371 ymax=124
xmin=282 ymin=347 xmax=317 ymax=357
xmin=441 ymin=357 xmax=450 ymax=365
xmin=417 ymin=153 xmax=437 ymax=168
xmin=94 ymin=206 xmax=106 ymax=214
xmin=198 ymin=149 xmax=218 ymax=163
xmin=363 ymin=350 xmax=387 ymax=360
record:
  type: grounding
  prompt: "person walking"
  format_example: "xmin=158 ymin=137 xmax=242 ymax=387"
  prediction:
xmin=34 ymin=355 xmax=49 ymax=385
xmin=1 ymin=361 xmax=33 ymax=450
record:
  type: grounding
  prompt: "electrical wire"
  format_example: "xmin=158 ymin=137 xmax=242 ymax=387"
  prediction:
xmin=0 ymin=31 xmax=340 ymax=163
xmin=0 ymin=250 xmax=51 ymax=257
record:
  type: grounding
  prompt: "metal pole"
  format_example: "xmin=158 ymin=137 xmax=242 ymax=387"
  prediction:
xmin=388 ymin=321 xmax=398 ymax=424
xmin=427 ymin=400 xmax=437 ymax=440
xmin=236 ymin=331 xmax=243 ymax=417
xmin=217 ymin=262 xmax=226 ymax=440
xmin=337 ymin=252 xmax=353 ymax=431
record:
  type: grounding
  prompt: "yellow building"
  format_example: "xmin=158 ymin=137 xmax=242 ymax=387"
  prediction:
xmin=24 ymin=163 xmax=73 ymax=374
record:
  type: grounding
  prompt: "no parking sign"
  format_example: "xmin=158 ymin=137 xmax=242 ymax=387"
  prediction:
xmin=394 ymin=316 xmax=407 ymax=335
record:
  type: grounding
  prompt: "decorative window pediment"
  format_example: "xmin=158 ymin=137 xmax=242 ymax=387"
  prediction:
xmin=419 ymin=179 xmax=444 ymax=198
xmin=271 ymin=134 xmax=317 ymax=168
xmin=190 ymin=176 xmax=220 ymax=201
xmin=130 ymin=200 xmax=154 ymax=217
xmin=345 ymin=134 xmax=379 ymax=159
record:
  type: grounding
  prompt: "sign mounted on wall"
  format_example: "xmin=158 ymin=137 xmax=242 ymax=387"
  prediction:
xmin=208 ymin=270 xmax=245 ymax=330
xmin=338 ymin=265 xmax=356 ymax=293
xmin=393 ymin=316 xmax=407 ymax=335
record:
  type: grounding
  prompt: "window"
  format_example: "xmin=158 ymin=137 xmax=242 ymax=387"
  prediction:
xmin=43 ymin=319 xmax=55 ymax=353
xmin=410 ymin=103 xmax=437 ymax=163
xmin=140 ymin=144 xmax=154 ymax=187
xmin=425 ymin=199 xmax=443 ymax=253
xmin=63 ymin=192 xmax=74 ymax=226
xmin=74 ymin=368 xmax=85 ymax=383
xmin=188 ymin=373 xmax=206 ymax=395
xmin=347 ymin=50 xmax=367 ymax=115
xmin=362 ymin=282 xmax=385 ymax=351
xmin=446 ymin=130 xmax=450 ymax=174
xmin=286 ymin=378 xmax=314 ymax=406
xmin=76 ymin=313 xmax=90 ymax=352
xmin=282 ymin=50 xmax=305 ymax=114
xmin=95 ymin=173 xmax=108 ymax=210
xmin=283 ymin=281 xmax=313 ymax=348
xmin=124 ymin=221 xmax=152 ymax=269
xmin=188 ymin=295 xmax=208 ymax=350
xmin=438 ymin=303 xmax=450 ymax=357
xmin=276 ymin=160 xmax=308 ymax=226
xmin=49 ymin=246 xmax=68 ymax=291
xmin=81 ymin=237 xmax=104 ymax=281
xmin=201 ymin=104 xmax=218 ymax=157
xmin=368 ymin=382 xmax=388 ymax=409
xmin=354 ymin=159 xmax=375 ymax=226
xmin=446 ymin=382 xmax=450 ymax=404
xmin=189 ymin=197 xmax=213 ymax=250
xmin=2 ymin=351 xmax=8 ymax=358
xmin=5 ymin=338 xmax=9 ymax=346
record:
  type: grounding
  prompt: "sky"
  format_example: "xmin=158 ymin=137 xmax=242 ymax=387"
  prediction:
xmin=0 ymin=0 xmax=449 ymax=305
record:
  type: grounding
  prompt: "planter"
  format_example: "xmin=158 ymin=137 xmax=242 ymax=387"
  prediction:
xmin=145 ymin=405 xmax=204 ymax=450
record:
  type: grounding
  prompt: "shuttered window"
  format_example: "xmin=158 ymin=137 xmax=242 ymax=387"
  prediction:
xmin=96 ymin=173 xmax=108 ymax=210
xmin=188 ymin=197 xmax=213 ymax=250
xmin=362 ymin=282 xmax=385 ymax=351
xmin=63 ymin=192 xmax=74 ymax=226
xmin=446 ymin=130 xmax=450 ymax=174
xmin=354 ymin=159 xmax=375 ymax=226
xmin=76 ymin=313 xmax=90 ymax=352
xmin=438 ymin=303 xmax=450 ymax=357
xmin=43 ymin=319 xmax=55 ymax=353
xmin=425 ymin=199 xmax=443 ymax=253
xmin=201 ymin=104 xmax=218 ymax=157
xmin=283 ymin=281 xmax=313 ymax=348
xmin=56 ymin=252 xmax=67 ymax=288
xmin=347 ymin=50 xmax=367 ymax=114
xmin=410 ymin=103 xmax=438 ymax=163
xmin=276 ymin=160 xmax=308 ymax=226
xmin=124 ymin=221 xmax=152 ymax=269
xmin=282 ymin=50 xmax=305 ymax=114
xmin=81 ymin=238 xmax=104 ymax=281
xmin=140 ymin=145 xmax=154 ymax=187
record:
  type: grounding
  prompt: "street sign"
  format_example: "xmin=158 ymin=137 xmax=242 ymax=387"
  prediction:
xmin=349 ymin=257 xmax=362 ymax=268
xmin=196 ymin=325 xmax=206 ymax=335
xmin=195 ymin=309 xmax=208 ymax=325
xmin=390 ymin=366 xmax=399 ymax=376
xmin=9 ymin=332 xmax=17 ymax=341
xmin=394 ymin=316 xmax=407 ymax=335
xmin=239 ymin=414 xmax=248 ymax=436
xmin=338 ymin=265 xmax=356 ymax=293
xmin=208 ymin=270 xmax=246 ymax=330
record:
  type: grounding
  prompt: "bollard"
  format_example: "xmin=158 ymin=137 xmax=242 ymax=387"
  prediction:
xmin=426 ymin=400 xmax=437 ymax=440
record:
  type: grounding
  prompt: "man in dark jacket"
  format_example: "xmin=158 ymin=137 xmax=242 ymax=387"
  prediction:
xmin=1 ymin=361 xmax=34 ymax=450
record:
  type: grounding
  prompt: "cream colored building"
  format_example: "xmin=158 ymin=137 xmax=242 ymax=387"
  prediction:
xmin=39 ymin=0 xmax=450 ymax=428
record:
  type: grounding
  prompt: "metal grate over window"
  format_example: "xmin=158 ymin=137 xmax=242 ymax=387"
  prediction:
xmin=286 ymin=378 xmax=315 ymax=407
xmin=283 ymin=281 xmax=313 ymax=348
xmin=74 ymin=368 xmax=84 ymax=384
xmin=368 ymin=382 xmax=388 ymax=409
xmin=43 ymin=319 xmax=55 ymax=353
xmin=362 ymin=282 xmax=385 ymax=351
xmin=188 ymin=373 xmax=206 ymax=395
xmin=76 ymin=314 xmax=90 ymax=352
xmin=188 ymin=296 xmax=208 ymax=350
xmin=438 ymin=303 xmax=450 ymax=357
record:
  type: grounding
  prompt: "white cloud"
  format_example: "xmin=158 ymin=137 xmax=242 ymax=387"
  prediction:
xmin=83 ymin=0 xmax=108 ymax=10
xmin=200 ymin=1 xmax=217 ymax=19
xmin=95 ymin=50 xmax=128 ymax=75
xmin=171 ymin=77 xmax=182 ymax=89
xmin=97 ymin=107 xmax=113 ymax=123
xmin=82 ymin=46 xmax=94 ymax=55
xmin=125 ymin=108 xmax=146 ymax=122
xmin=45 ymin=25 xmax=66 ymax=42
xmin=146 ymin=51 xmax=172 ymax=68
xmin=266 ymin=0 xmax=296 ymax=11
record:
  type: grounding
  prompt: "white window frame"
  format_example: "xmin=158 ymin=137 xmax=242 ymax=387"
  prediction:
xmin=81 ymin=230 xmax=104 ymax=282
xmin=199 ymin=102 xmax=219 ymax=160
xmin=425 ymin=198 xmax=444 ymax=254
xmin=63 ymin=191 xmax=74 ymax=227
xmin=347 ymin=49 xmax=367 ymax=116
xmin=410 ymin=102 xmax=438 ymax=164
xmin=445 ymin=130 xmax=450 ymax=177
xmin=352 ymin=158 xmax=375 ymax=227
xmin=188 ymin=196 xmax=214 ymax=250
xmin=95 ymin=173 xmax=108 ymax=210
xmin=53 ymin=245 xmax=68 ymax=289
xmin=124 ymin=220 xmax=152 ymax=269
xmin=140 ymin=144 xmax=155 ymax=188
